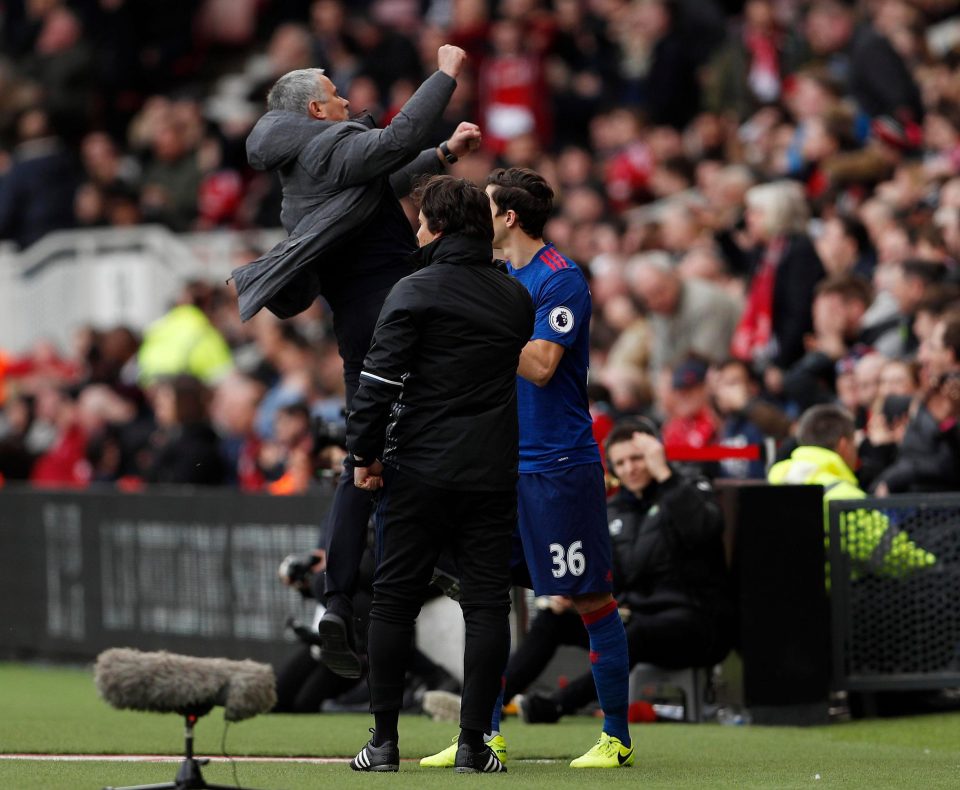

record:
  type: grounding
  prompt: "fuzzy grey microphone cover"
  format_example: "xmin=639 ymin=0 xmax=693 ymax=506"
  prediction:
xmin=94 ymin=648 xmax=277 ymax=722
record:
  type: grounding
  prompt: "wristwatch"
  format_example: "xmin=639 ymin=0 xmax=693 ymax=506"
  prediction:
xmin=439 ymin=140 xmax=459 ymax=164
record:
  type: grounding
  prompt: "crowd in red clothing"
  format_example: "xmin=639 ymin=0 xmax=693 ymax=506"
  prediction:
xmin=4 ymin=1 xmax=960 ymax=496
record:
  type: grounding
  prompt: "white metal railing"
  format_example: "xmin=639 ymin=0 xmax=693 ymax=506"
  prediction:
xmin=0 ymin=225 xmax=283 ymax=354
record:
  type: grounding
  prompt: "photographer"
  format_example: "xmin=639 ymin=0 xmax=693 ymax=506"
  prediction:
xmin=275 ymin=548 xmax=358 ymax=712
xmin=275 ymin=543 xmax=459 ymax=713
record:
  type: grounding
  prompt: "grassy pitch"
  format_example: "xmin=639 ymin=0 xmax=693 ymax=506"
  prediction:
xmin=2 ymin=663 xmax=960 ymax=788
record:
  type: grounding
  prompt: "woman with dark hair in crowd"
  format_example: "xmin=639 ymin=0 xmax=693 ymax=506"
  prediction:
xmin=143 ymin=374 xmax=225 ymax=485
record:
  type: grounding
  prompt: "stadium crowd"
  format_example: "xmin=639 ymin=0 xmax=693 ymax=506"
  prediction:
xmin=3 ymin=0 xmax=960 ymax=498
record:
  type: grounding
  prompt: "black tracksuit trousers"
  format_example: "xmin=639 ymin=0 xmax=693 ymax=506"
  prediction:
xmin=367 ymin=467 xmax=514 ymax=733
xmin=322 ymin=286 xmax=393 ymax=604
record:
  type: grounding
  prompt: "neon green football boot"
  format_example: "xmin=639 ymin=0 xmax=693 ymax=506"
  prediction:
xmin=569 ymin=732 xmax=635 ymax=768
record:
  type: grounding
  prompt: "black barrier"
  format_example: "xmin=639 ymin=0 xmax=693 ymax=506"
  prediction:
xmin=0 ymin=486 xmax=331 ymax=667
xmin=828 ymin=494 xmax=960 ymax=693
xmin=726 ymin=484 xmax=831 ymax=725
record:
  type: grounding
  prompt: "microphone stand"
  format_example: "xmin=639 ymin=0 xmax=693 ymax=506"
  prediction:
xmin=103 ymin=707 xmax=260 ymax=790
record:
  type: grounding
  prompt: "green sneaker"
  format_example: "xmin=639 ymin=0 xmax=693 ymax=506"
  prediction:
xmin=420 ymin=734 xmax=507 ymax=768
xmin=569 ymin=732 xmax=634 ymax=768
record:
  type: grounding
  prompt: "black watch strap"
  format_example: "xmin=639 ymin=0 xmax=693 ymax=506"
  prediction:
xmin=439 ymin=140 xmax=459 ymax=164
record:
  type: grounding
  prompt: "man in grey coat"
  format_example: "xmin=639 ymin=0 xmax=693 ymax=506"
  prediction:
xmin=234 ymin=45 xmax=482 ymax=678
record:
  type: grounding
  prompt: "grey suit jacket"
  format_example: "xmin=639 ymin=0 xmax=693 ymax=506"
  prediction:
xmin=232 ymin=70 xmax=454 ymax=321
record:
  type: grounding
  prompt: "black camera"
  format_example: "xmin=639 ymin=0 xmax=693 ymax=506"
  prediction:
xmin=278 ymin=552 xmax=322 ymax=598
xmin=312 ymin=416 xmax=347 ymax=450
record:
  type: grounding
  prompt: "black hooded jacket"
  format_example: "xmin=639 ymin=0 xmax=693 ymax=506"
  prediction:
xmin=346 ymin=233 xmax=535 ymax=490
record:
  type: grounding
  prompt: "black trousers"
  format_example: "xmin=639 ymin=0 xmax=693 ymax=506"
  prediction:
xmin=367 ymin=467 xmax=514 ymax=733
xmin=505 ymin=605 xmax=727 ymax=713
xmin=323 ymin=285 xmax=395 ymax=602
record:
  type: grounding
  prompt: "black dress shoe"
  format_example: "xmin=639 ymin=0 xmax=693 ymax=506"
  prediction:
xmin=350 ymin=732 xmax=399 ymax=772
xmin=318 ymin=611 xmax=363 ymax=679
xmin=454 ymin=742 xmax=507 ymax=773
xmin=519 ymin=693 xmax=562 ymax=724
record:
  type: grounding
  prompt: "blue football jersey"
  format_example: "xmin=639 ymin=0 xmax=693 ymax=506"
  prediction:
xmin=507 ymin=243 xmax=600 ymax=473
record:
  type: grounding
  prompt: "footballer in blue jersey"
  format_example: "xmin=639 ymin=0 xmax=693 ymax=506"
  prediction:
xmin=488 ymin=168 xmax=632 ymax=768
xmin=504 ymin=244 xmax=612 ymax=598
xmin=506 ymin=245 xmax=601 ymax=474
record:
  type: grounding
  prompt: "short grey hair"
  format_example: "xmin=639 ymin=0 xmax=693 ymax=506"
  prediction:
xmin=745 ymin=180 xmax=810 ymax=238
xmin=266 ymin=68 xmax=327 ymax=113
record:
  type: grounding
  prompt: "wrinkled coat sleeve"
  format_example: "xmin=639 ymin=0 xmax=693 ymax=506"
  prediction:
xmin=304 ymin=71 xmax=456 ymax=188
xmin=389 ymin=149 xmax=445 ymax=198
xmin=346 ymin=280 xmax=420 ymax=463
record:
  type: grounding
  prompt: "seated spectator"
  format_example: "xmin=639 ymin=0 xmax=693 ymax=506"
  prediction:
xmin=142 ymin=375 xmax=225 ymax=486
xmin=768 ymin=404 xmax=935 ymax=578
xmin=0 ymin=107 xmax=79 ymax=248
xmin=814 ymin=214 xmax=875 ymax=280
xmin=263 ymin=400 xmax=314 ymax=494
xmin=661 ymin=357 xmax=719 ymax=452
xmin=253 ymin=323 xmax=317 ymax=441
xmin=711 ymin=358 xmax=786 ymax=480
xmin=627 ymin=251 xmax=741 ymax=374
xmin=872 ymin=259 xmax=946 ymax=359
xmin=731 ymin=180 xmax=826 ymax=392
xmin=511 ymin=419 xmax=734 ymax=723
xmin=29 ymin=384 xmax=88 ymax=487
xmin=782 ymin=274 xmax=874 ymax=411
xmin=0 ymin=393 xmax=36 ymax=482
xmin=873 ymin=311 xmax=960 ymax=494
xmin=210 ymin=372 xmax=265 ymax=491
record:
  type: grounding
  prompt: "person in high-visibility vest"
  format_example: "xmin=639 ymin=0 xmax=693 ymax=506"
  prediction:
xmin=768 ymin=404 xmax=935 ymax=579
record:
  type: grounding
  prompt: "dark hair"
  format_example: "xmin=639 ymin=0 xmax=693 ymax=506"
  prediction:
xmin=414 ymin=175 xmax=494 ymax=241
xmin=604 ymin=416 xmax=659 ymax=456
xmin=796 ymin=404 xmax=855 ymax=450
xmin=159 ymin=374 xmax=210 ymax=426
xmin=900 ymin=259 xmax=947 ymax=286
xmin=914 ymin=284 xmax=960 ymax=318
xmin=278 ymin=323 xmax=312 ymax=351
xmin=814 ymin=273 xmax=874 ymax=306
xmin=717 ymin=357 xmax=760 ymax=385
xmin=834 ymin=214 xmax=870 ymax=254
xmin=485 ymin=167 xmax=554 ymax=239
xmin=278 ymin=400 xmax=311 ymax=421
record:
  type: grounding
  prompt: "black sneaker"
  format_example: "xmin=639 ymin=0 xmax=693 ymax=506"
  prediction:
xmin=318 ymin=611 xmax=363 ymax=679
xmin=518 ymin=693 xmax=562 ymax=724
xmin=454 ymin=742 xmax=507 ymax=773
xmin=350 ymin=731 xmax=399 ymax=772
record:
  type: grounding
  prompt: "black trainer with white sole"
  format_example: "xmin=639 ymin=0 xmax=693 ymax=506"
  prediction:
xmin=350 ymin=732 xmax=400 ymax=772
xmin=454 ymin=742 xmax=508 ymax=773
xmin=318 ymin=611 xmax=363 ymax=679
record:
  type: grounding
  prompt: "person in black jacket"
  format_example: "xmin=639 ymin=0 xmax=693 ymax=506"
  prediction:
xmin=511 ymin=418 xmax=735 ymax=724
xmin=344 ymin=176 xmax=534 ymax=773
xmin=142 ymin=374 xmax=225 ymax=486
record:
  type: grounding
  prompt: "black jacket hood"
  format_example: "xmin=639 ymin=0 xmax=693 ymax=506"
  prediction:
xmin=409 ymin=233 xmax=494 ymax=271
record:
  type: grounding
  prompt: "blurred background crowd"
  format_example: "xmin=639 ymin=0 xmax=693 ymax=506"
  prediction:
xmin=3 ymin=0 xmax=960 ymax=496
